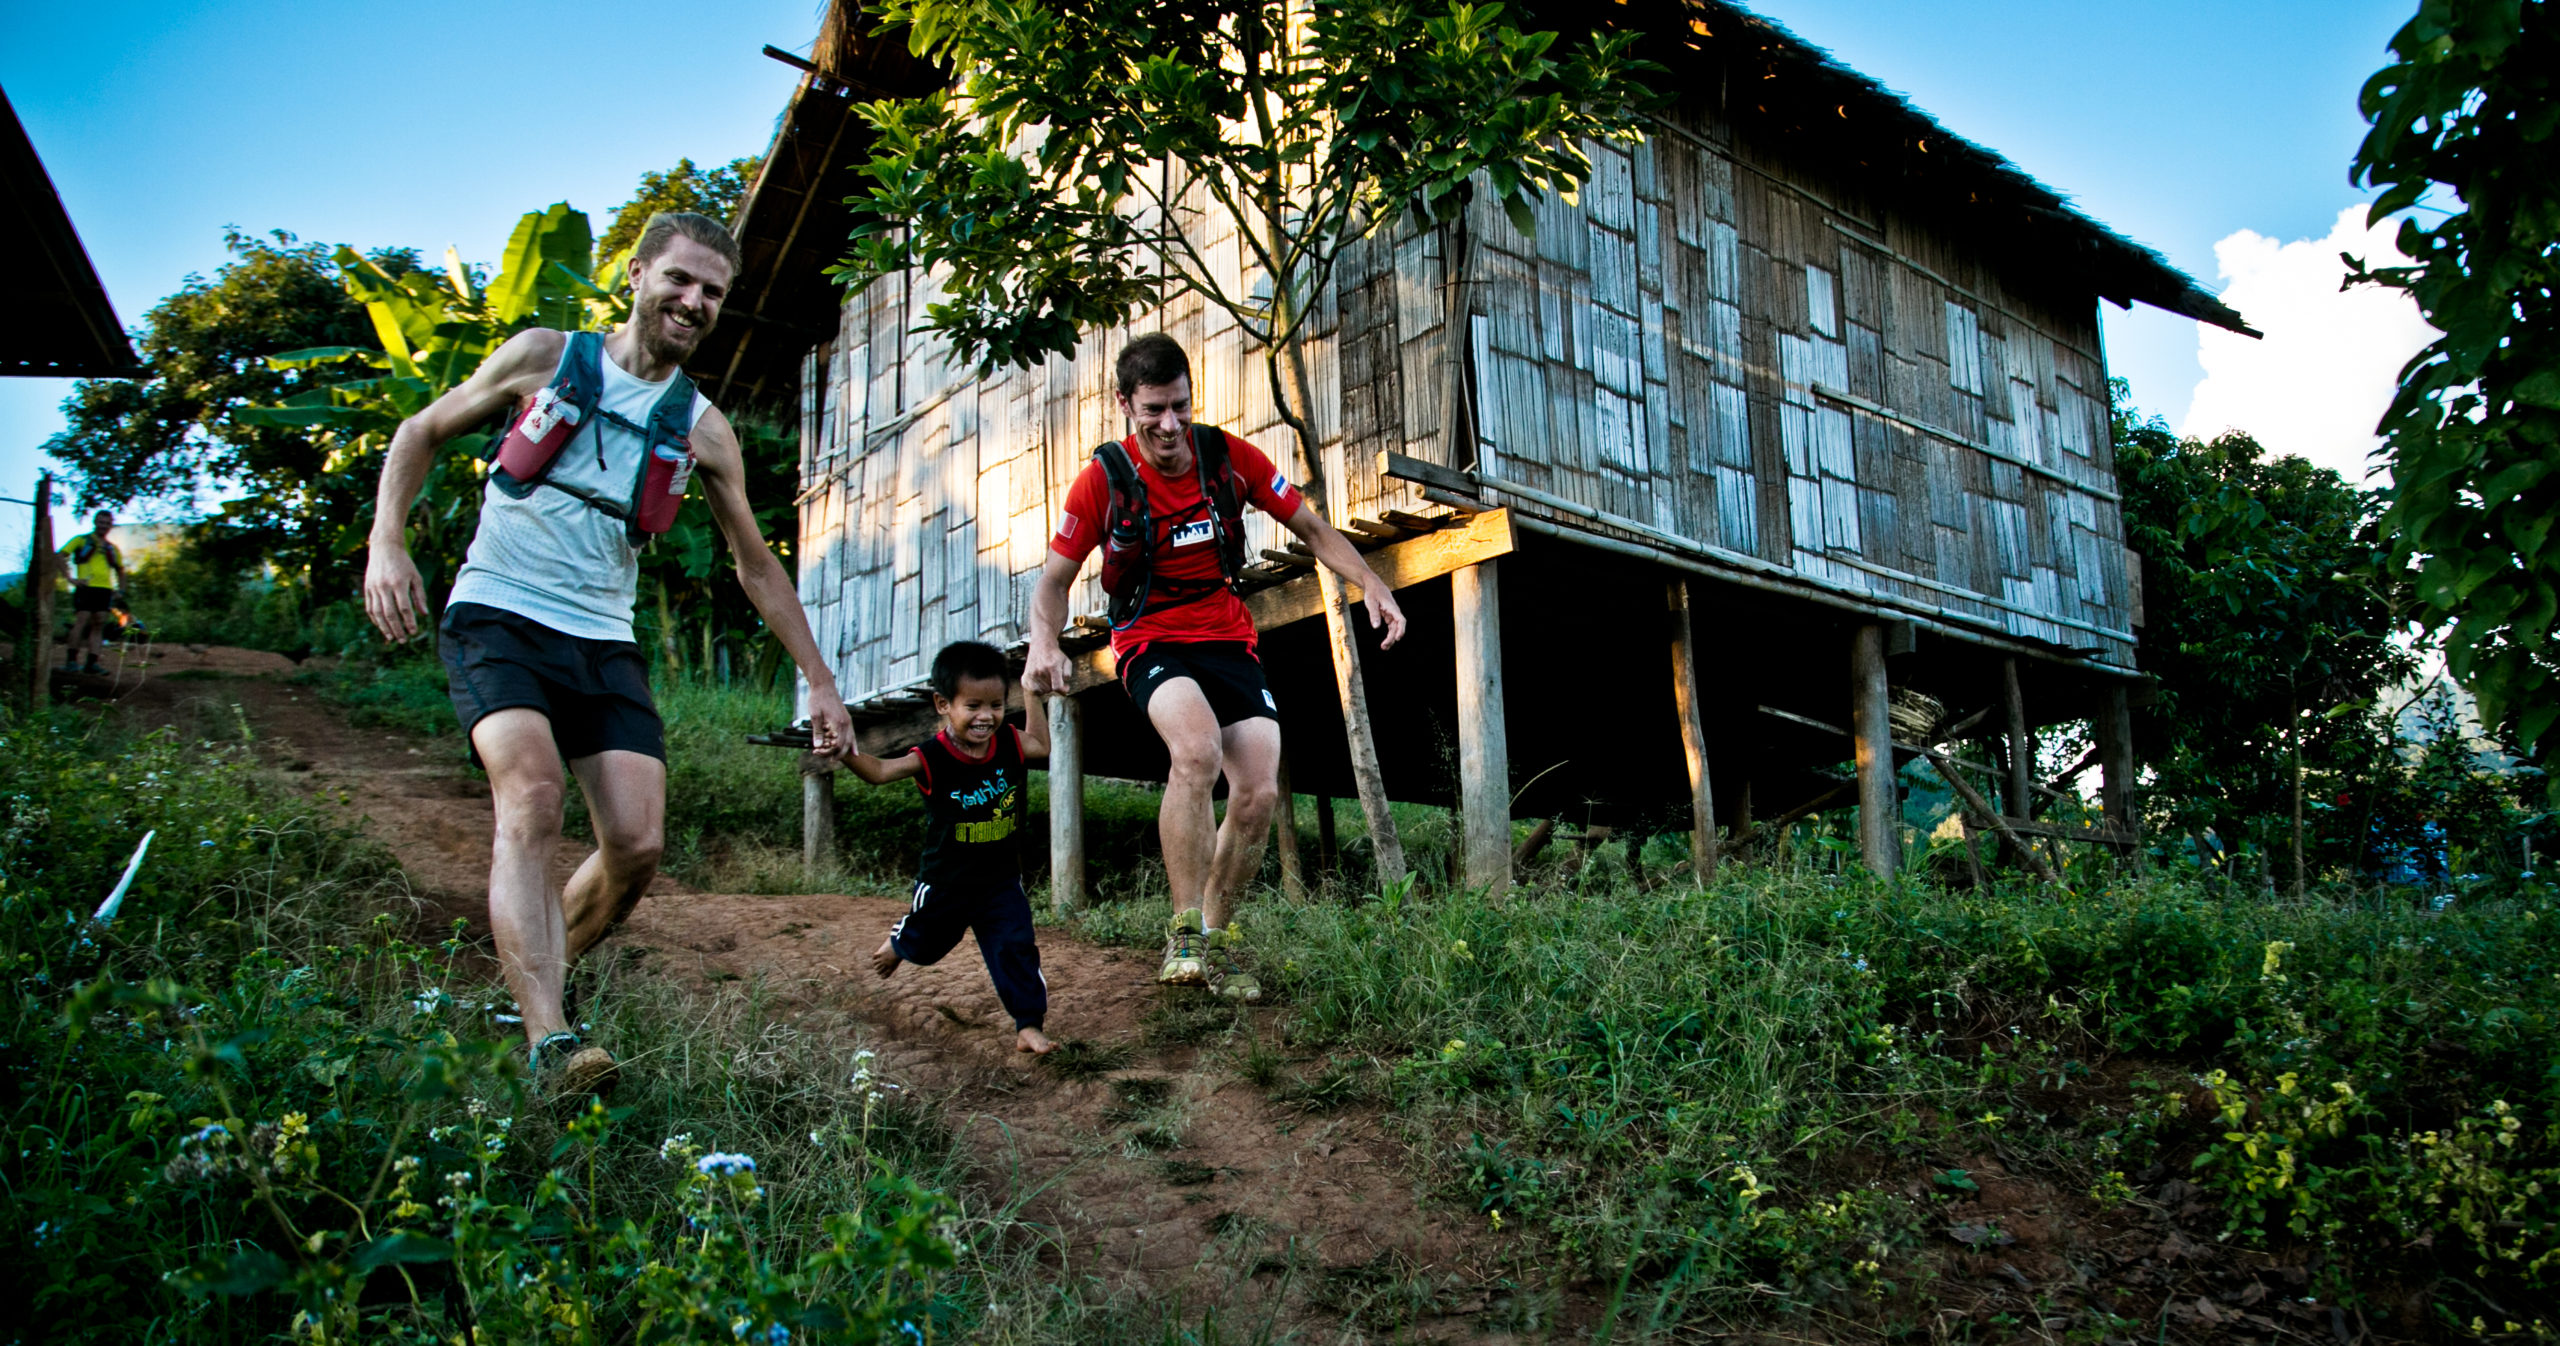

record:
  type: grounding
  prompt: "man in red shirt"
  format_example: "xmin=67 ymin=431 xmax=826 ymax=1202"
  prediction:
xmin=1025 ymin=334 xmax=1405 ymax=999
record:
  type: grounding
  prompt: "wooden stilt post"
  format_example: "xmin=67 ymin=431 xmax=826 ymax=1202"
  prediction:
xmin=2097 ymin=680 xmax=2139 ymax=853
xmin=1048 ymin=693 xmax=1085 ymax=912
xmin=1667 ymin=580 xmax=1719 ymax=883
xmin=2002 ymin=657 xmax=2033 ymax=822
xmin=1315 ymin=790 xmax=1338 ymax=876
xmin=801 ymin=762 xmax=837 ymax=884
xmin=1321 ymin=570 xmax=1405 ymax=886
xmin=1452 ymin=560 xmax=1510 ymax=898
xmin=1851 ymin=623 xmax=1897 ymax=877
xmin=27 ymin=472 xmax=56 ymax=705
xmin=1273 ymin=748 xmax=1307 ymax=900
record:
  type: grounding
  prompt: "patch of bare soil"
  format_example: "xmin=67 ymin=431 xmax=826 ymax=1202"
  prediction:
xmin=106 ymin=653 xmax=1522 ymax=1340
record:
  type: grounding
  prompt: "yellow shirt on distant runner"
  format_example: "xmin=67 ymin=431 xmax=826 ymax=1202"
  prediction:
xmin=58 ymin=532 xmax=120 ymax=588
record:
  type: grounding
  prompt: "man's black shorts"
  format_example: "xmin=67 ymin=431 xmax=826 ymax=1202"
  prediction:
xmin=438 ymin=601 xmax=664 ymax=764
xmin=1119 ymin=640 xmax=1278 ymax=726
xmin=71 ymin=585 xmax=115 ymax=615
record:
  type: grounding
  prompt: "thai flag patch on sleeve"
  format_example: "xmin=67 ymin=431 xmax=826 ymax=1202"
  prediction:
xmin=1057 ymin=514 xmax=1084 ymax=542
xmin=1271 ymin=470 xmax=1290 ymax=495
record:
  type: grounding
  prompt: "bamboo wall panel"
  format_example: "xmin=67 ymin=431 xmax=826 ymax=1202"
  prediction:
xmin=798 ymin=107 xmax=2136 ymax=705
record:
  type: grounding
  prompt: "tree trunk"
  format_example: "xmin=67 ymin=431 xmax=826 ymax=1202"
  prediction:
xmin=1264 ymin=248 xmax=1404 ymax=889
xmin=2291 ymin=694 xmax=2306 ymax=900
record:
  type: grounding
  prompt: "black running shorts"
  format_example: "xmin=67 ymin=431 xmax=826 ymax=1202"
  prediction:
xmin=1119 ymin=640 xmax=1278 ymax=727
xmin=71 ymin=585 xmax=115 ymax=615
xmin=438 ymin=601 xmax=665 ymax=764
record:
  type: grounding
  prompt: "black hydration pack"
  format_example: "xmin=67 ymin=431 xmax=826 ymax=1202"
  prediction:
xmin=1096 ymin=423 xmax=1250 ymax=630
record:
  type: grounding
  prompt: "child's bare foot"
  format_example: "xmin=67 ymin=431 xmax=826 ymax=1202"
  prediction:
xmin=871 ymin=936 xmax=901 ymax=979
xmin=1015 ymin=1026 xmax=1057 ymax=1054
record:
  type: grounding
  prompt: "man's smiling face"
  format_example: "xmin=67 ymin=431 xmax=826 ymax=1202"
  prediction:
xmin=626 ymin=236 xmax=732 ymax=364
xmin=1116 ymin=376 xmax=1195 ymax=474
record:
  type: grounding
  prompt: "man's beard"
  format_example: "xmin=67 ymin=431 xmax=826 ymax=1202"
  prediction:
xmin=637 ymin=295 xmax=708 ymax=365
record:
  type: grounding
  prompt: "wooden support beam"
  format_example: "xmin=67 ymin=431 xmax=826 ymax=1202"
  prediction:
xmin=1923 ymin=745 xmax=2060 ymax=885
xmin=2003 ymin=657 xmax=2033 ymax=820
xmin=1273 ymin=749 xmax=1306 ymax=900
xmin=1851 ymin=623 xmax=1898 ymax=877
xmin=1511 ymin=817 xmax=1558 ymax=867
xmin=1048 ymin=693 xmax=1086 ymax=913
xmin=1376 ymin=449 xmax=1479 ymax=496
xmin=801 ymin=761 xmax=837 ymax=884
xmin=1245 ymin=508 xmax=1516 ymax=631
xmin=1315 ymin=790 xmax=1338 ymax=874
xmin=1453 ymin=559 xmax=1510 ymax=898
xmin=1668 ymin=580 xmax=1719 ymax=883
xmin=2096 ymin=681 xmax=2137 ymax=838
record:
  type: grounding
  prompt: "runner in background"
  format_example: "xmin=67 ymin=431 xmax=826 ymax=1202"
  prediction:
xmin=56 ymin=508 xmax=126 ymax=674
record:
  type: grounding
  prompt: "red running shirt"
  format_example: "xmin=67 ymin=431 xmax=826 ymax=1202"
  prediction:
xmin=1049 ymin=429 xmax=1306 ymax=658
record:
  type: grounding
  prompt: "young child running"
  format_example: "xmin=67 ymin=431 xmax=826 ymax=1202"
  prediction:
xmin=843 ymin=640 xmax=1057 ymax=1054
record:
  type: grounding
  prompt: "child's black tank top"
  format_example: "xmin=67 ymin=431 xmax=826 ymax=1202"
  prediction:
xmin=912 ymin=728 xmax=1025 ymax=890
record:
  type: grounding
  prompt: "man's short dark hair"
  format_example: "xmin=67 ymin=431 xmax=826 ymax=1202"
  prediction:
xmin=1115 ymin=334 xmax=1192 ymax=398
xmin=930 ymin=641 xmax=1012 ymax=698
xmin=634 ymin=211 xmax=744 ymax=280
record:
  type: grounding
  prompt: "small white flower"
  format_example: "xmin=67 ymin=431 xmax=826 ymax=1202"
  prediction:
xmin=658 ymin=1133 xmax=694 ymax=1161
xmin=696 ymin=1151 xmax=757 ymax=1176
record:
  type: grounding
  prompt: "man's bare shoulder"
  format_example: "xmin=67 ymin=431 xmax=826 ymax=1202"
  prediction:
xmin=478 ymin=327 xmax=572 ymax=393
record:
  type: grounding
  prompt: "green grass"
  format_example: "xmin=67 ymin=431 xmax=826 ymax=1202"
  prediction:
xmin=1217 ymin=863 xmax=2560 ymax=1333
xmin=0 ymin=696 xmax=1288 ymax=1344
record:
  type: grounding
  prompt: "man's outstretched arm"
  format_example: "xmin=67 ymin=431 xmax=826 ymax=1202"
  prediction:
xmin=1022 ymin=548 xmax=1084 ymax=696
xmin=1280 ymin=503 xmax=1407 ymax=649
xmin=689 ymin=405 xmax=854 ymax=759
xmin=364 ymin=328 xmax=566 ymax=642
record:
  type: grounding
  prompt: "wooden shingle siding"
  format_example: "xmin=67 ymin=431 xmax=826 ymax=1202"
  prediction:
xmin=796 ymin=107 xmax=2140 ymax=705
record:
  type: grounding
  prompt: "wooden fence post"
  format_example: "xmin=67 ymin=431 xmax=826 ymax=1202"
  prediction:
xmin=1452 ymin=560 xmax=1509 ymax=898
xmin=1668 ymin=580 xmax=1718 ymax=883
xmin=1048 ymin=692 xmax=1085 ymax=913
xmin=1851 ymin=623 xmax=1897 ymax=877
xmin=27 ymin=473 xmax=55 ymax=706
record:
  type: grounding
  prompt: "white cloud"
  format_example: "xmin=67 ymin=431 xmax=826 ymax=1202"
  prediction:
xmin=2179 ymin=205 xmax=2437 ymax=485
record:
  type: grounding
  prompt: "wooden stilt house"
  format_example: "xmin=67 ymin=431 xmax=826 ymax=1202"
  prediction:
xmin=694 ymin=1 xmax=2255 ymax=893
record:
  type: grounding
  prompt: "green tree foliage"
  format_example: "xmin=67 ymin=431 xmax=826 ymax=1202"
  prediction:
xmin=595 ymin=155 xmax=762 ymax=269
xmin=244 ymin=204 xmax=800 ymax=678
xmin=835 ymin=0 xmax=1657 ymax=448
xmin=41 ymin=232 xmax=420 ymax=591
xmin=2349 ymin=0 xmax=2560 ymax=770
xmin=2112 ymin=386 xmax=2421 ymax=874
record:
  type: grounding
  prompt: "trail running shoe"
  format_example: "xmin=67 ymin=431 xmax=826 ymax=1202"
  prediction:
xmin=1206 ymin=927 xmax=1262 ymax=1004
xmin=1159 ymin=909 xmax=1209 ymax=986
xmin=532 ymin=1031 xmax=620 ymax=1099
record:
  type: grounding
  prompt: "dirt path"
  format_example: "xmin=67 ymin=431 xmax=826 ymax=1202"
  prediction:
xmin=107 ymin=654 xmax=1511 ymax=1340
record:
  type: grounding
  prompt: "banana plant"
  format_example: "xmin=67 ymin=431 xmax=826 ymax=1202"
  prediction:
xmin=235 ymin=204 xmax=625 ymax=610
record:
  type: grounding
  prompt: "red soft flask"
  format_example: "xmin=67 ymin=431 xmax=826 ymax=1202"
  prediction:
xmin=496 ymin=385 xmax=583 ymax=481
xmin=634 ymin=438 xmax=694 ymax=534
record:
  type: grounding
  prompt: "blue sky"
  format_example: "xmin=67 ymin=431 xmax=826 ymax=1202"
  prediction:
xmin=2 ymin=0 xmax=2418 ymax=551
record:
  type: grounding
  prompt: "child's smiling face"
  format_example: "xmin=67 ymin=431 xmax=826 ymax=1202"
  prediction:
xmin=936 ymin=673 xmax=1010 ymax=749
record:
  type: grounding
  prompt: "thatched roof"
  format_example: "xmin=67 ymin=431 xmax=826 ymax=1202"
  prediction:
xmin=691 ymin=0 xmax=2253 ymax=407
xmin=1 ymin=85 xmax=138 ymax=379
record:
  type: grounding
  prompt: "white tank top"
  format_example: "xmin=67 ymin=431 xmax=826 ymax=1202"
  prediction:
xmin=447 ymin=337 xmax=709 ymax=641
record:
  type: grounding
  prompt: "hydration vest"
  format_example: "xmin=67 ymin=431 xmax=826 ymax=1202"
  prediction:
xmin=1097 ymin=424 xmax=1250 ymax=630
xmin=485 ymin=330 xmax=697 ymax=541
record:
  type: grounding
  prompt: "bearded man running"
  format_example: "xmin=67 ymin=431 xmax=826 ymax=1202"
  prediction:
xmin=362 ymin=212 xmax=851 ymax=1096
xmin=1024 ymin=334 xmax=1404 ymax=1001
